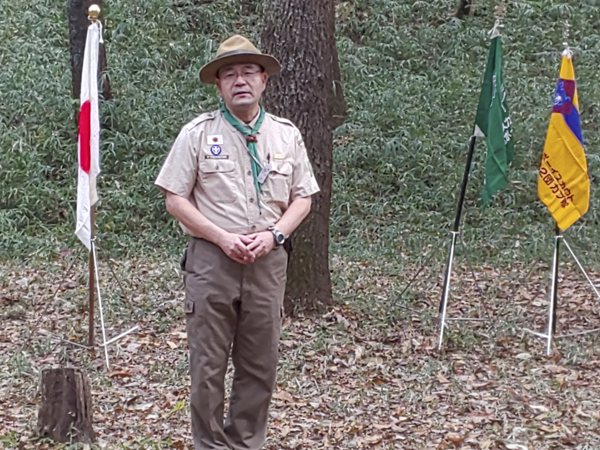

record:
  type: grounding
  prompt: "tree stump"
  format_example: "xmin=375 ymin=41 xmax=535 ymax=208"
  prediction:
xmin=37 ymin=368 xmax=95 ymax=443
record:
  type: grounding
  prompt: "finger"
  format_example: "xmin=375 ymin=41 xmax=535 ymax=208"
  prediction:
xmin=247 ymin=240 xmax=261 ymax=252
xmin=240 ymin=234 xmax=256 ymax=244
xmin=236 ymin=242 xmax=253 ymax=257
xmin=240 ymin=248 xmax=256 ymax=262
xmin=228 ymin=252 xmax=248 ymax=264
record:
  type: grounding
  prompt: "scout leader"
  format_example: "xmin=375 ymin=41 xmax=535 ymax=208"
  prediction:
xmin=155 ymin=35 xmax=320 ymax=450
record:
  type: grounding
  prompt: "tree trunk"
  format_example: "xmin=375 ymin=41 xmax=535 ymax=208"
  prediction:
xmin=456 ymin=0 xmax=474 ymax=19
xmin=263 ymin=0 xmax=344 ymax=312
xmin=67 ymin=0 xmax=112 ymax=101
xmin=37 ymin=368 xmax=95 ymax=443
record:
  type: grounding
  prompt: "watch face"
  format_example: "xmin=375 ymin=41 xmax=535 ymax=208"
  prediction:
xmin=276 ymin=233 xmax=285 ymax=244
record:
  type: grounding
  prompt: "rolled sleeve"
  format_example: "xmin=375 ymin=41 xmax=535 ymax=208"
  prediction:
xmin=290 ymin=130 xmax=320 ymax=201
xmin=155 ymin=127 xmax=198 ymax=198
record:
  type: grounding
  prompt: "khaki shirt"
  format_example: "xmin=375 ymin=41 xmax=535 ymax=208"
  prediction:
xmin=155 ymin=109 xmax=320 ymax=236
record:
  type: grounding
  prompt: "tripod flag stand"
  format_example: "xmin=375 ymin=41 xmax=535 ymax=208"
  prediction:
xmin=74 ymin=5 xmax=138 ymax=369
xmin=525 ymin=37 xmax=597 ymax=356
xmin=438 ymin=5 xmax=515 ymax=350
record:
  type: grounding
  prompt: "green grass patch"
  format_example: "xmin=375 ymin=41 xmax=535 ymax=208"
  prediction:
xmin=1 ymin=0 xmax=600 ymax=270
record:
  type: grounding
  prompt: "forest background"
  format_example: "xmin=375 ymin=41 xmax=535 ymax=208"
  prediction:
xmin=2 ymin=0 xmax=600 ymax=448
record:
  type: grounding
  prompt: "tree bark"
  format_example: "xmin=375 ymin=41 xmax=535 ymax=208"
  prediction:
xmin=263 ymin=0 xmax=344 ymax=312
xmin=456 ymin=0 xmax=474 ymax=19
xmin=67 ymin=0 xmax=112 ymax=101
xmin=37 ymin=368 xmax=95 ymax=443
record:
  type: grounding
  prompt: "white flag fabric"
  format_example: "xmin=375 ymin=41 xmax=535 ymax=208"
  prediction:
xmin=75 ymin=23 xmax=101 ymax=251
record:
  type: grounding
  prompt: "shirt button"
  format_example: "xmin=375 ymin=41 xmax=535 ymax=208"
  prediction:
xmin=251 ymin=225 xmax=256 ymax=230
xmin=215 ymin=164 xmax=220 ymax=170
xmin=249 ymin=198 xmax=254 ymax=203
xmin=247 ymin=170 xmax=252 ymax=176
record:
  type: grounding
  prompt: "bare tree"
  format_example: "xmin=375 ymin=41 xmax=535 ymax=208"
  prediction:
xmin=262 ymin=0 xmax=346 ymax=312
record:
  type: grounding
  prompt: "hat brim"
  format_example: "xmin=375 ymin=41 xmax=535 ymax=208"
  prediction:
xmin=199 ymin=52 xmax=281 ymax=84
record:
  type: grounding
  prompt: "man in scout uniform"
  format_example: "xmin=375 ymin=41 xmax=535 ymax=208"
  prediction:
xmin=155 ymin=35 xmax=320 ymax=449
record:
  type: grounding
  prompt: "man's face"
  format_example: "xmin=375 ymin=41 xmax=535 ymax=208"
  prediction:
xmin=216 ymin=63 xmax=268 ymax=111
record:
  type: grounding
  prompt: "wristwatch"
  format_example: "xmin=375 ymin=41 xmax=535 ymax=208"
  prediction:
xmin=267 ymin=226 xmax=286 ymax=246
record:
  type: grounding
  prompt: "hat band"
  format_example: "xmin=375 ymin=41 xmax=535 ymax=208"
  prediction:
xmin=216 ymin=49 xmax=262 ymax=59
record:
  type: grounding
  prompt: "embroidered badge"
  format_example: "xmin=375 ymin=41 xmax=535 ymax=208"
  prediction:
xmin=211 ymin=145 xmax=222 ymax=156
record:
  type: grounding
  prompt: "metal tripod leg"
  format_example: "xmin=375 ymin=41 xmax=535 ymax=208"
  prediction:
xmin=91 ymin=238 xmax=111 ymax=369
xmin=389 ymin=243 xmax=442 ymax=314
xmin=458 ymin=234 xmax=492 ymax=322
xmin=562 ymin=238 xmax=600 ymax=301
xmin=438 ymin=231 xmax=459 ymax=350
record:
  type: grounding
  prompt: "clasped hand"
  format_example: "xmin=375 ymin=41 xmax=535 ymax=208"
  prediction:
xmin=219 ymin=231 xmax=274 ymax=264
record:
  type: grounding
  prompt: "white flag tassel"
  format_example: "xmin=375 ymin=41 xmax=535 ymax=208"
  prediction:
xmin=75 ymin=22 xmax=101 ymax=251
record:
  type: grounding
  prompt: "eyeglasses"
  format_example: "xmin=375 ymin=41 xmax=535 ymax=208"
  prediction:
xmin=219 ymin=69 xmax=262 ymax=83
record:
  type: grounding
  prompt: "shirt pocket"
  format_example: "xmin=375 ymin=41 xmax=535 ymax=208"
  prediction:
xmin=263 ymin=161 xmax=292 ymax=204
xmin=199 ymin=160 xmax=237 ymax=203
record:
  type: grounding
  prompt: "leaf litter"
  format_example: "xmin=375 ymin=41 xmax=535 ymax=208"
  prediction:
xmin=1 ymin=254 xmax=600 ymax=449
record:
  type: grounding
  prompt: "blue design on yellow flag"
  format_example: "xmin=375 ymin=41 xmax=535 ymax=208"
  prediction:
xmin=538 ymin=49 xmax=590 ymax=231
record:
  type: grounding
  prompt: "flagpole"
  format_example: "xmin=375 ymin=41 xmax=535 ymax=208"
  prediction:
xmin=437 ymin=3 xmax=510 ymax=350
xmin=87 ymin=5 xmax=100 ymax=349
xmin=452 ymin=136 xmax=477 ymax=233
xmin=546 ymin=223 xmax=561 ymax=356
xmin=88 ymin=206 xmax=96 ymax=347
xmin=438 ymin=135 xmax=477 ymax=349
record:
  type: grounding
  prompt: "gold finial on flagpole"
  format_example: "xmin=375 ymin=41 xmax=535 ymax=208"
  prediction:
xmin=88 ymin=4 xmax=101 ymax=22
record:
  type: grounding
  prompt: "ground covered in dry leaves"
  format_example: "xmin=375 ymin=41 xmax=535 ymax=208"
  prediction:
xmin=1 ymin=250 xmax=600 ymax=449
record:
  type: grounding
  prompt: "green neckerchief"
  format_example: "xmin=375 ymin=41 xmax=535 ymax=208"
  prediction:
xmin=221 ymin=104 xmax=265 ymax=213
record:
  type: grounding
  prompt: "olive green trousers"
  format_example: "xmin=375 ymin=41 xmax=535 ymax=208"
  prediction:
xmin=183 ymin=238 xmax=287 ymax=450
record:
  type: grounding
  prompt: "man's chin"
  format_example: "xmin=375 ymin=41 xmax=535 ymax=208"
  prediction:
xmin=230 ymin=98 xmax=256 ymax=107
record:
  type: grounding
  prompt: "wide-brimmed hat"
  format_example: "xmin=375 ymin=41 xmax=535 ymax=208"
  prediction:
xmin=199 ymin=35 xmax=281 ymax=84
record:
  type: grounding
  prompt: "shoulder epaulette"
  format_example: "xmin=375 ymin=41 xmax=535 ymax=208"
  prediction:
xmin=184 ymin=111 xmax=217 ymax=131
xmin=267 ymin=113 xmax=295 ymax=128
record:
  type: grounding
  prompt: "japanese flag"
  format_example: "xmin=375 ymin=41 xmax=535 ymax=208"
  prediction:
xmin=75 ymin=22 xmax=101 ymax=251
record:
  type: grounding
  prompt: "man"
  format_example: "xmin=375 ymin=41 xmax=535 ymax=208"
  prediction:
xmin=155 ymin=35 xmax=320 ymax=449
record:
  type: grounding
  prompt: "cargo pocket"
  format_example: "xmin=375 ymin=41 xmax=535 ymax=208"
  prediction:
xmin=264 ymin=161 xmax=292 ymax=204
xmin=199 ymin=160 xmax=237 ymax=203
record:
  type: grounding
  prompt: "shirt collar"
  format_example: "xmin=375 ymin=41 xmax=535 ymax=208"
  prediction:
xmin=228 ymin=108 xmax=262 ymax=133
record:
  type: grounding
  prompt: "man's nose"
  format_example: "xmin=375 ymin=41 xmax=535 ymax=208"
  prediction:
xmin=234 ymin=75 xmax=249 ymax=86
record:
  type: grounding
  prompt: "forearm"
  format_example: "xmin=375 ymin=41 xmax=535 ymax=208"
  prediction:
xmin=165 ymin=191 xmax=226 ymax=246
xmin=275 ymin=196 xmax=312 ymax=237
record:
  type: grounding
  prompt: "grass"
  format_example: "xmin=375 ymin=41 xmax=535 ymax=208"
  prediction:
xmin=1 ymin=0 xmax=599 ymax=268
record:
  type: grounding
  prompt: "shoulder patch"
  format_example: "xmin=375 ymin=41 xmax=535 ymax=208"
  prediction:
xmin=267 ymin=113 xmax=295 ymax=128
xmin=184 ymin=111 xmax=217 ymax=131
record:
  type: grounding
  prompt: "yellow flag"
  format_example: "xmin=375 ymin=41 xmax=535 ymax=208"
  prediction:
xmin=538 ymin=50 xmax=590 ymax=230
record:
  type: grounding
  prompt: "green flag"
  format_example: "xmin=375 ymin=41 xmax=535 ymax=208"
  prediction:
xmin=474 ymin=34 xmax=515 ymax=205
